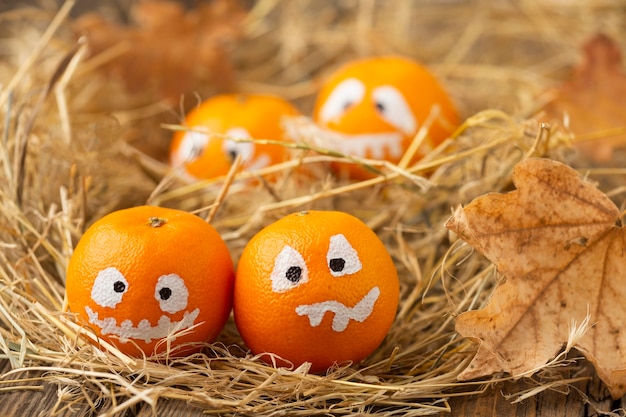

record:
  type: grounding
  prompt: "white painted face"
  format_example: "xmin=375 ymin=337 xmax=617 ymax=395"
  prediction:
xmin=268 ymin=234 xmax=380 ymax=333
xmin=318 ymin=78 xmax=366 ymax=125
xmin=221 ymin=127 xmax=271 ymax=170
xmin=312 ymin=127 xmax=405 ymax=159
xmin=86 ymin=267 xmax=199 ymax=344
xmin=295 ymin=287 xmax=380 ymax=332
xmin=370 ymin=85 xmax=417 ymax=135
xmin=171 ymin=128 xmax=210 ymax=167
xmin=172 ymin=126 xmax=271 ymax=172
xmin=316 ymin=78 xmax=418 ymax=159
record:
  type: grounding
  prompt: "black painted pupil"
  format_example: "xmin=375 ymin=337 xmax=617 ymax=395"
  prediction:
xmin=113 ymin=281 xmax=126 ymax=293
xmin=227 ymin=149 xmax=238 ymax=162
xmin=285 ymin=266 xmax=302 ymax=283
xmin=375 ymin=101 xmax=386 ymax=112
xmin=190 ymin=143 xmax=204 ymax=159
xmin=159 ymin=287 xmax=172 ymax=300
xmin=329 ymin=258 xmax=345 ymax=272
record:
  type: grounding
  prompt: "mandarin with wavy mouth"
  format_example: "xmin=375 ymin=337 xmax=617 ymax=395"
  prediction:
xmin=234 ymin=210 xmax=399 ymax=373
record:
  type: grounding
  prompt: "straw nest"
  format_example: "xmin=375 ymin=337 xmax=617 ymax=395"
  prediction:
xmin=0 ymin=0 xmax=623 ymax=415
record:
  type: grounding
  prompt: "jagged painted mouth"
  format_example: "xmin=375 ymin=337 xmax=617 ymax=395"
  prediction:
xmin=295 ymin=286 xmax=380 ymax=332
xmin=313 ymin=127 xmax=405 ymax=160
xmin=85 ymin=306 xmax=200 ymax=344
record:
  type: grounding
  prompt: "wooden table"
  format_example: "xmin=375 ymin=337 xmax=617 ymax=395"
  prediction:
xmin=0 ymin=359 xmax=204 ymax=416
xmin=1 ymin=358 xmax=622 ymax=416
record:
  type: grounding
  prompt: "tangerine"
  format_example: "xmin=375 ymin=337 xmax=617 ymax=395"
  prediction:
xmin=312 ymin=55 xmax=459 ymax=179
xmin=66 ymin=205 xmax=234 ymax=357
xmin=233 ymin=210 xmax=399 ymax=372
xmin=169 ymin=93 xmax=300 ymax=180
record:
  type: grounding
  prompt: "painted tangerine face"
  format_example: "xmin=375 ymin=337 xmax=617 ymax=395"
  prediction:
xmin=271 ymin=233 xmax=382 ymax=333
xmin=66 ymin=206 xmax=234 ymax=358
xmin=85 ymin=266 xmax=201 ymax=351
xmin=312 ymin=56 xmax=459 ymax=178
xmin=234 ymin=211 xmax=399 ymax=372
xmin=170 ymin=94 xmax=300 ymax=180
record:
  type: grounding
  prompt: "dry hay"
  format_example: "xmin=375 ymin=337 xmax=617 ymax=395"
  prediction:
xmin=0 ymin=0 xmax=624 ymax=415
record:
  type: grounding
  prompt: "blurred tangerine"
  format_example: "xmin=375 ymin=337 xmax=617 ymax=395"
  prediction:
xmin=169 ymin=93 xmax=300 ymax=180
xmin=312 ymin=56 xmax=459 ymax=179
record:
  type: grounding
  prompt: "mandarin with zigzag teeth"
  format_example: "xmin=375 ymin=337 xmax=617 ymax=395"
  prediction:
xmin=65 ymin=206 xmax=234 ymax=357
xmin=313 ymin=55 xmax=459 ymax=179
xmin=233 ymin=210 xmax=399 ymax=372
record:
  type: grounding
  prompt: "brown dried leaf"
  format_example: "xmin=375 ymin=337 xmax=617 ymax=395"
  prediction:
xmin=542 ymin=33 xmax=626 ymax=162
xmin=446 ymin=157 xmax=626 ymax=398
xmin=73 ymin=0 xmax=247 ymax=103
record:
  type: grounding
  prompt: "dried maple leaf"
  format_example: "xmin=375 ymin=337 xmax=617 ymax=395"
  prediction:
xmin=446 ymin=157 xmax=626 ymax=399
xmin=73 ymin=0 xmax=246 ymax=103
xmin=541 ymin=33 xmax=626 ymax=162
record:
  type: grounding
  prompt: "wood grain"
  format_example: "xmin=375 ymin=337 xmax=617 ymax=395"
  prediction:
xmin=441 ymin=365 xmax=620 ymax=417
xmin=135 ymin=400 xmax=207 ymax=417
xmin=0 ymin=359 xmax=208 ymax=416
xmin=0 ymin=360 xmax=94 ymax=417
xmin=0 ymin=358 xmax=623 ymax=416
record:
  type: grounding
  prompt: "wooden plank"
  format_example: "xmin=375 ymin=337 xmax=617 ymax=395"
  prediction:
xmin=0 ymin=360 xmax=102 ymax=417
xmin=0 ymin=359 xmax=206 ymax=416
xmin=135 ymin=399 xmax=208 ymax=417
xmin=441 ymin=367 xmax=620 ymax=417
xmin=444 ymin=387 xmax=587 ymax=417
xmin=1 ymin=357 xmax=624 ymax=416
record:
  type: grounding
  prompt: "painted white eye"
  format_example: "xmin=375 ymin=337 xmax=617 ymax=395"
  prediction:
xmin=318 ymin=78 xmax=366 ymax=124
xmin=270 ymin=245 xmax=309 ymax=293
xmin=91 ymin=267 xmax=129 ymax=308
xmin=326 ymin=234 xmax=362 ymax=277
xmin=154 ymin=274 xmax=189 ymax=314
xmin=222 ymin=127 xmax=254 ymax=162
xmin=371 ymin=85 xmax=417 ymax=135
xmin=176 ymin=129 xmax=210 ymax=165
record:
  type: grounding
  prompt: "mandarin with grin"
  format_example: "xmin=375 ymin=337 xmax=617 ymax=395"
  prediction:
xmin=312 ymin=55 xmax=459 ymax=179
xmin=233 ymin=210 xmax=399 ymax=372
xmin=65 ymin=206 xmax=234 ymax=357
xmin=169 ymin=93 xmax=300 ymax=180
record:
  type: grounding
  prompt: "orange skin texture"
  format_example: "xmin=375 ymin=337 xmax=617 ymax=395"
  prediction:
xmin=169 ymin=93 xmax=300 ymax=180
xmin=312 ymin=55 xmax=459 ymax=179
xmin=233 ymin=210 xmax=399 ymax=372
xmin=66 ymin=206 xmax=234 ymax=357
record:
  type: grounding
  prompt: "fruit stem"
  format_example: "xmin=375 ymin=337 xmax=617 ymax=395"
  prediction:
xmin=148 ymin=216 xmax=167 ymax=227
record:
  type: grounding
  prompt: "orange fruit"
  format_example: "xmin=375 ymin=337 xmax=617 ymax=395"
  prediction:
xmin=169 ymin=93 xmax=300 ymax=180
xmin=233 ymin=210 xmax=399 ymax=372
xmin=66 ymin=205 xmax=234 ymax=357
xmin=312 ymin=55 xmax=459 ymax=179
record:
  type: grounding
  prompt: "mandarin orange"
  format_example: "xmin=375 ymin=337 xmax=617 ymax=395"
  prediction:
xmin=312 ymin=55 xmax=459 ymax=179
xmin=233 ymin=210 xmax=399 ymax=372
xmin=66 ymin=205 xmax=234 ymax=357
xmin=169 ymin=93 xmax=300 ymax=180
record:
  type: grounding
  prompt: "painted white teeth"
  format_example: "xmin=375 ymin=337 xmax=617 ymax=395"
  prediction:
xmin=313 ymin=126 xmax=405 ymax=160
xmin=85 ymin=306 xmax=200 ymax=344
